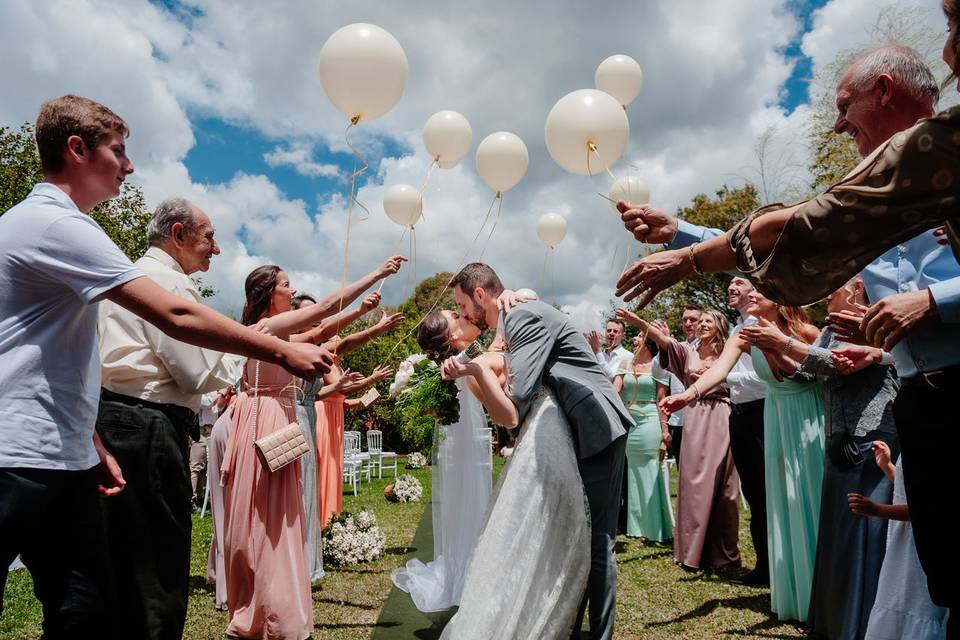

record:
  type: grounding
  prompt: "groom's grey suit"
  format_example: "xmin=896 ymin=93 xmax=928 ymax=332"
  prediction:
xmin=502 ymin=300 xmax=633 ymax=640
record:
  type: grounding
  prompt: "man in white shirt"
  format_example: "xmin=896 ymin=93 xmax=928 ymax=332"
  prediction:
xmin=0 ymin=96 xmax=333 ymax=639
xmin=588 ymin=319 xmax=634 ymax=378
xmin=724 ymin=277 xmax=770 ymax=586
xmin=96 ymin=198 xmax=246 ymax=638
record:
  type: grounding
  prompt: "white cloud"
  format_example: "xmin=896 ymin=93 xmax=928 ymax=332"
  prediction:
xmin=5 ymin=0 xmax=943 ymax=319
xmin=263 ymin=143 xmax=339 ymax=177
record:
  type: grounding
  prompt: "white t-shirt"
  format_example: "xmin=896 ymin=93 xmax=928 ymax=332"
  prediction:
xmin=0 ymin=183 xmax=144 ymax=470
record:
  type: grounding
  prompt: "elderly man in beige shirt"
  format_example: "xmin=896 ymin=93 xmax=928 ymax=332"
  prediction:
xmin=96 ymin=198 xmax=243 ymax=640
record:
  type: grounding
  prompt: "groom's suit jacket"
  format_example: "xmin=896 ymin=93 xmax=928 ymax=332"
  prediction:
xmin=503 ymin=300 xmax=635 ymax=459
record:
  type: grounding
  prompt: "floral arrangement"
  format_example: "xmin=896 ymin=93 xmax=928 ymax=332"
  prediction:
xmin=321 ymin=510 xmax=385 ymax=566
xmin=389 ymin=354 xmax=428 ymax=397
xmin=405 ymin=451 xmax=428 ymax=469
xmin=384 ymin=473 xmax=423 ymax=503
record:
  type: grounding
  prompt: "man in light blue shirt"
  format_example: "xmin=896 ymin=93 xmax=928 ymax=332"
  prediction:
xmin=618 ymin=46 xmax=959 ymax=625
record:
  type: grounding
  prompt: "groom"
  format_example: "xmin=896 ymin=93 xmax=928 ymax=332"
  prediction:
xmin=447 ymin=263 xmax=632 ymax=640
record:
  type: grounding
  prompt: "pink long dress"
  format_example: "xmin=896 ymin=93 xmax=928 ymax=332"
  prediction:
xmin=220 ymin=361 xmax=311 ymax=640
xmin=661 ymin=338 xmax=741 ymax=569
xmin=316 ymin=393 xmax=346 ymax=528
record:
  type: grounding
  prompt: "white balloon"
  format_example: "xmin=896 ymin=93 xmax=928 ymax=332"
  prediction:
xmin=382 ymin=184 xmax=422 ymax=228
xmin=475 ymin=132 xmax=529 ymax=193
xmin=423 ymin=111 xmax=473 ymax=169
xmin=536 ymin=212 xmax=568 ymax=248
xmin=515 ymin=288 xmax=539 ymax=300
xmin=608 ymin=176 xmax=650 ymax=211
xmin=544 ymin=89 xmax=629 ymax=176
xmin=318 ymin=23 xmax=408 ymax=122
xmin=595 ymin=55 xmax=644 ymax=107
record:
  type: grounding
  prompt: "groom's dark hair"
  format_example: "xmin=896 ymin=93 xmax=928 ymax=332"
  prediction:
xmin=451 ymin=262 xmax=504 ymax=296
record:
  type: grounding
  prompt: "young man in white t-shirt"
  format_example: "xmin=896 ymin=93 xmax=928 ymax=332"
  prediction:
xmin=0 ymin=95 xmax=336 ymax=637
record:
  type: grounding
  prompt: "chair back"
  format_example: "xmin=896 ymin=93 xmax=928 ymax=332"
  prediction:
xmin=367 ymin=429 xmax=383 ymax=453
xmin=344 ymin=431 xmax=361 ymax=455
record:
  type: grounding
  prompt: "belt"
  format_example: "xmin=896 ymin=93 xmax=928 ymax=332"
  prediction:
xmin=730 ymin=398 xmax=764 ymax=415
xmin=901 ymin=364 xmax=960 ymax=390
xmin=100 ymin=388 xmax=199 ymax=437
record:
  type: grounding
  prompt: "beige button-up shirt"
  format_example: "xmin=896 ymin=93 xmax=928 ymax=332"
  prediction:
xmin=98 ymin=247 xmax=244 ymax=411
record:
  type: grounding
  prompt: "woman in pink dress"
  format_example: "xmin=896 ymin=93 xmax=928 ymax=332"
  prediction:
xmin=220 ymin=258 xmax=404 ymax=639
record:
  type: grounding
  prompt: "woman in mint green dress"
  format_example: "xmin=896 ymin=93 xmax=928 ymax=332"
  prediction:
xmin=613 ymin=336 xmax=673 ymax=542
xmin=661 ymin=291 xmax=825 ymax=622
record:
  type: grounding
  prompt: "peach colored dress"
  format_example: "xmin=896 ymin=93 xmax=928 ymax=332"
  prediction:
xmin=316 ymin=393 xmax=346 ymax=528
xmin=220 ymin=361 xmax=311 ymax=639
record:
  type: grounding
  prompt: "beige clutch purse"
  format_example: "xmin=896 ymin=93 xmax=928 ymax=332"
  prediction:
xmin=249 ymin=361 xmax=309 ymax=473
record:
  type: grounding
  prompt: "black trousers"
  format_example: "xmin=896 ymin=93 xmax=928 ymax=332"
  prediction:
xmin=95 ymin=392 xmax=196 ymax=640
xmin=668 ymin=424 xmax=682 ymax=468
xmin=893 ymin=380 xmax=958 ymax=638
xmin=0 ymin=467 xmax=112 ymax=639
xmin=728 ymin=399 xmax=768 ymax=577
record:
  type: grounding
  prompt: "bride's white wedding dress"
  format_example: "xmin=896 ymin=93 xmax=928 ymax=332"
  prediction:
xmin=392 ymin=377 xmax=493 ymax=612
xmin=440 ymin=388 xmax=591 ymax=640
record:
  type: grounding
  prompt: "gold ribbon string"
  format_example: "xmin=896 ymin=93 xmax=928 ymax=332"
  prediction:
xmin=477 ymin=192 xmax=504 ymax=261
xmin=336 ymin=117 xmax=372 ymax=320
xmin=383 ymin=190 xmax=501 ymax=359
xmin=586 ymin=142 xmax=635 ymax=277
xmin=420 ymin=156 xmax=439 ymax=196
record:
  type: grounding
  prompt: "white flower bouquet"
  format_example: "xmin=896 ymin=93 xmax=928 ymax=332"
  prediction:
xmin=385 ymin=473 xmax=423 ymax=503
xmin=389 ymin=354 xmax=428 ymax=397
xmin=321 ymin=509 xmax=386 ymax=566
xmin=405 ymin=452 xmax=428 ymax=469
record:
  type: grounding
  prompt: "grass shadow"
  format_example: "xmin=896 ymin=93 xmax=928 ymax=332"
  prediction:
xmin=645 ymin=593 xmax=798 ymax=638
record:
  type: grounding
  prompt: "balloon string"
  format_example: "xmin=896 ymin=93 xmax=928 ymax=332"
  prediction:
xmin=420 ymin=156 xmax=439 ymax=197
xmin=477 ymin=192 xmax=503 ymax=260
xmin=344 ymin=118 xmax=370 ymax=221
xmin=383 ymin=190 xmax=501 ymax=359
xmin=337 ymin=118 xmax=370 ymax=317
xmin=587 ymin=142 xmax=618 ymax=181
xmin=376 ymin=227 xmax=410 ymax=294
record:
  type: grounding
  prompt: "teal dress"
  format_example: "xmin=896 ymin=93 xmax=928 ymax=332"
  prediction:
xmin=752 ymin=348 xmax=825 ymax=622
xmin=616 ymin=367 xmax=673 ymax=541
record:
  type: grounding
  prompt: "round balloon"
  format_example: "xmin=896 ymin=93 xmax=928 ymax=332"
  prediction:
xmin=536 ymin=212 xmax=568 ymax=248
xmin=515 ymin=288 xmax=539 ymax=300
xmin=382 ymin=184 xmax=422 ymax=228
xmin=608 ymin=176 xmax=650 ymax=211
xmin=544 ymin=89 xmax=629 ymax=176
xmin=423 ymin=111 xmax=473 ymax=169
xmin=475 ymin=132 xmax=529 ymax=193
xmin=318 ymin=23 xmax=408 ymax=122
xmin=595 ymin=55 xmax=644 ymax=107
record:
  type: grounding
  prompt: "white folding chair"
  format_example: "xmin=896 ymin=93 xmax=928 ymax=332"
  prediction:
xmin=366 ymin=429 xmax=397 ymax=478
xmin=344 ymin=431 xmax=371 ymax=484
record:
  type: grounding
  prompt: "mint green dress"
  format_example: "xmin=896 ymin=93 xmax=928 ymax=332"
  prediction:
xmin=616 ymin=368 xmax=674 ymax=541
xmin=752 ymin=348 xmax=825 ymax=622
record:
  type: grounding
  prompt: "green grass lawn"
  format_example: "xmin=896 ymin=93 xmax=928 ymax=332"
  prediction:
xmin=1 ymin=458 xmax=805 ymax=639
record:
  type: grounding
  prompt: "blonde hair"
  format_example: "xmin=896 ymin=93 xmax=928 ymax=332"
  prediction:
xmin=778 ymin=306 xmax=815 ymax=344
xmin=700 ymin=309 xmax=730 ymax=354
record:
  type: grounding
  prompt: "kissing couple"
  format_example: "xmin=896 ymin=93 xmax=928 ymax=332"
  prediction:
xmin=416 ymin=262 xmax=634 ymax=640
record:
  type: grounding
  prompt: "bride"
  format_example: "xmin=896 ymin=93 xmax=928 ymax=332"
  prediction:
xmin=414 ymin=309 xmax=591 ymax=640
xmin=391 ymin=310 xmax=493 ymax=612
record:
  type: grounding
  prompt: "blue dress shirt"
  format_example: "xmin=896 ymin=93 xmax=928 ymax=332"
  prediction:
xmin=668 ymin=219 xmax=960 ymax=379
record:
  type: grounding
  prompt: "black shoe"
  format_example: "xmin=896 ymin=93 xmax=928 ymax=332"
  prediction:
xmin=730 ymin=569 xmax=769 ymax=587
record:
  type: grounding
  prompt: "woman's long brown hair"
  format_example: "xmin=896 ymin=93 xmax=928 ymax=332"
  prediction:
xmin=241 ymin=265 xmax=281 ymax=326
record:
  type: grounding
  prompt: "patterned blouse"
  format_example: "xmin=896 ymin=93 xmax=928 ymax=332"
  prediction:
xmin=726 ymin=105 xmax=960 ymax=305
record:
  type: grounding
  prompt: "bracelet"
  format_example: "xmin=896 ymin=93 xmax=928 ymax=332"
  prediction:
xmin=688 ymin=243 xmax=705 ymax=276
xmin=690 ymin=384 xmax=702 ymax=401
xmin=782 ymin=336 xmax=795 ymax=357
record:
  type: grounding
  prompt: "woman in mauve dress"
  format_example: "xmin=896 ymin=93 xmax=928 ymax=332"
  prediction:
xmin=620 ymin=308 xmax=741 ymax=570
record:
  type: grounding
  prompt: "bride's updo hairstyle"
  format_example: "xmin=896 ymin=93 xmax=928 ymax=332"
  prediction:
xmin=417 ymin=310 xmax=459 ymax=363
xmin=241 ymin=265 xmax=281 ymax=326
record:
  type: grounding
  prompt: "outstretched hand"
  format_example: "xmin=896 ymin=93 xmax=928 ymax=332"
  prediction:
xmin=830 ymin=344 xmax=883 ymax=375
xmin=828 ymin=308 xmax=868 ymax=344
xmin=378 ymin=255 xmax=408 ymax=278
xmin=861 ymin=290 xmax=937 ymax=351
xmin=740 ymin=317 xmax=789 ymax=353
xmin=615 ymin=249 xmax=692 ymax=308
xmin=360 ymin=292 xmax=381 ymax=312
xmin=376 ymin=311 xmax=405 ymax=333
xmin=617 ymin=201 xmax=678 ymax=245
xmin=659 ymin=392 xmax=691 ymax=417
xmin=848 ymin=493 xmax=882 ymax=518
